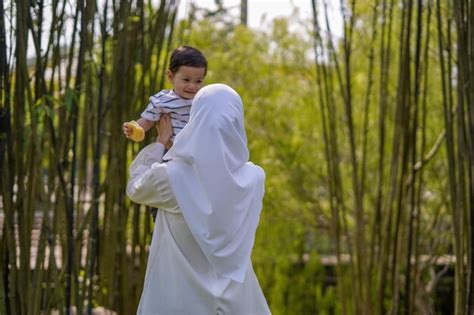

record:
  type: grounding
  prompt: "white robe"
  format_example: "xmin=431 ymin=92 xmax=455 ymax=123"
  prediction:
xmin=127 ymin=143 xmax=271 ymax=315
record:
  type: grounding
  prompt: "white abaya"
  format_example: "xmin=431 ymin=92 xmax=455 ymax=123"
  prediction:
xmin=127 ymin=142 xmax=271 ymax=315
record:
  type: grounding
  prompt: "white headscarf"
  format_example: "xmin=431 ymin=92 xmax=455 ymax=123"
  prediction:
xmin=163 ymin=84 xmax=265 ymax=283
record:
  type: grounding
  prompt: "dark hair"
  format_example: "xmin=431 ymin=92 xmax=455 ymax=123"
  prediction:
xmin=169 ymin=46 xmax=208 ymax=75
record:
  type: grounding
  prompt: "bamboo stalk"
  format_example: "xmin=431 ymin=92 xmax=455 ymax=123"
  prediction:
xmin=404 ymin=0 xmax=424 ymax=312
xmin=319 ymin=2 xmax=359 ymax=313
xmin=436 ymin=0 xmax=464 ymax=313
xmin=310 ymin=3 xmax=346 ymax=313
xmin=409 ymin=2 xmax=433 ymax=312
xmin=374 ymin=1 xmax=395 ymax=312
xmin=14 ymin=0 xmax=33 ymax=311
xmin=0 ymin=3 xmax=16 ymax=314
xmin=360 ymin=3 xmax=380 ymax=303
xmin=85 ymin=1 xmax=109 ymax=312
xmin=64 ymin=0 xmax=86 ymax=312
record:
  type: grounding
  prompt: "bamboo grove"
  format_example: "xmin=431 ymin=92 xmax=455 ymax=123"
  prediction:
xmin=0 ymin=0 xmax=473 ymax=314
xmin=310 ymin=0 xmax=474 ymax=313
xmin=0 ymin=0 xmax=182 ymax=313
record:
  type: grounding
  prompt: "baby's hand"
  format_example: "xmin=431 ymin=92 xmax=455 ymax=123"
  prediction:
xmin=123 ymin=121 xmax=145 ymax=142
xmin=123 ymin=122 xmax=132 ymax=139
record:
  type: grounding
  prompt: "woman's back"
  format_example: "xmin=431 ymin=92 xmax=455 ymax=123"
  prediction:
xmin=127 ymin=84 xmax=271 ymax=314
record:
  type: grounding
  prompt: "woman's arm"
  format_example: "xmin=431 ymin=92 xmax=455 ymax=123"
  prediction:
xmin=156 ymin=113 xmax=173 ymax=149
xmin=126 ymin=114 xmax=178 ymax=210
xmin=126 ymin=142 xmax=166 ymax=205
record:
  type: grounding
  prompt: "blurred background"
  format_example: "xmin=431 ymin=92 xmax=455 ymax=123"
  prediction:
xmin=1 ymin=0 xmax=473 ymax=314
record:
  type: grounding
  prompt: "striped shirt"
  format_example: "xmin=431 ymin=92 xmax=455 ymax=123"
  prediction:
xmin=141 ymin=89 xmax=192 ymax=139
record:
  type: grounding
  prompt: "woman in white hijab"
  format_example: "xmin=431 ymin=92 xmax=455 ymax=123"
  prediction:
xmin=126 ymin=84 xmax=271 ymax=315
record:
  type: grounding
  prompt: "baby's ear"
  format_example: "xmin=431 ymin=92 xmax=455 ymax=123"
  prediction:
xmin=166 ymin=69 xmax=174 ymax=81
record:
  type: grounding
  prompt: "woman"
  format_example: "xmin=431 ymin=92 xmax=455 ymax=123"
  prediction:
xmin=127 ymin=84 xmax=271 ymax=314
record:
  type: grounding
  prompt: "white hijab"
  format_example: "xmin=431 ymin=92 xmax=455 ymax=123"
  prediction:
xmin=163 ymin=84 xmax=265 ymax=283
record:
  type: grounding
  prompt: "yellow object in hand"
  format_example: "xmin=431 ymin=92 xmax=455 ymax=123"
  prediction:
xmin=128 ymin=120 xmax=145 ymax=142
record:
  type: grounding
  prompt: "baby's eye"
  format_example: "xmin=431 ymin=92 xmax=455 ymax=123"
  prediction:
xmin=183 ymin=78 xmax=190 ymax=82
xmin=196 ymin=80 xmax=203 ymax=84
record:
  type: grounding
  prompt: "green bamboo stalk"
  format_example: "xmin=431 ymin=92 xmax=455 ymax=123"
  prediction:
xmin=0 ymin=2 xmax=17 ymax=314
xmin=451 ymin=0 xmax=474 ymax=312
xmin=240 ymin=0 xmax=247 ymax=26
xmin=374 ymin=0 xmax=395 ymax=311
xmin=27 ymin=1 xmax=73 ymax=313
xmin=158 ymin=2 xmax=179 ymax=92
xmin=333 ymin=0 xmax=372 ymax=312
xmin=389 ymin=1 xmax=416 ymax=312
xmin=14 ymin=0 xmax=33 ymax=311
xmin=435 ymin=0 xmax=464 ymax=313
xmin=0 ymin=2 xmax=16 ymax=313
xmin=376 ymin=1 xmax=410 ymax=312
xmin=360 ymin=1 xmax=380 ymax=296
xmin=310 ymin=2 xmax=348 ymax=311
xmin=319 ymin=2 xmax=360 ymax=313
xmin=409 ymin=2 xmax=433 ymax=312
xmin=56 ymin=4 xmax=81 ymax=309
xmin=150 ymin=0 xmax=171 ymax=93
xmin=404 ymin=0 xmax=424 ymax=312
xmin=65 ymin=0 xmax=87 ymax=312
xmin=99 ymin=1 xmax=132 ymax=310
xmin=129 ymin=0 xmax=146 ymax=310
xmin=86 ymin=0 xmax=109 ymax=312
xmin=467 ymin=0 xmax=474 ymax=309
xmin=74 ymin=2 xmax=97 ymax=312
xmin=34 ymin=0 xmax=44 ymax=97
xmin=25 ymin=2 xmax=58 ymax=313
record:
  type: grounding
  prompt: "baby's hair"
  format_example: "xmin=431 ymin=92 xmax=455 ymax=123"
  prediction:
xmin=169 ymin=46 xmax=208 ymax=75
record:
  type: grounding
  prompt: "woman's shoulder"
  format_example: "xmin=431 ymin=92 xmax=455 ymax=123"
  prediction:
xmin=246 ymin=162 xmax=266 ymax=182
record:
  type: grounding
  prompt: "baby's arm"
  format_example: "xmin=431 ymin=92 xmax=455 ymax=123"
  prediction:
xmin=136 ymin=118 xmax=155 ymax=132
xmin=124 ymin=92 xmax=164 ymax=139
xmin=123 ymin=118 xmax=155 ymax=140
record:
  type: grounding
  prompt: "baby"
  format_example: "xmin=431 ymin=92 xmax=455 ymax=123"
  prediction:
xmin=123 ymin=45 xmax=207 ymax=143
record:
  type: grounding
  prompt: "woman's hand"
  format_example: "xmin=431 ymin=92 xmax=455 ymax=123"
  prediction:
xmin=156 ymin=114 xmax=173 ymax=149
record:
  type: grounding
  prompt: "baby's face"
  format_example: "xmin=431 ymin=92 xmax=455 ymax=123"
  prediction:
xmin=168 ymin=66 xmax=206 ymax=99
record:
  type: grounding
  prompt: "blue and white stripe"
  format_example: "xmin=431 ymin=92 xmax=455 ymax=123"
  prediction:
xmin=141 ymin=89 xmax=192 ymax=138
